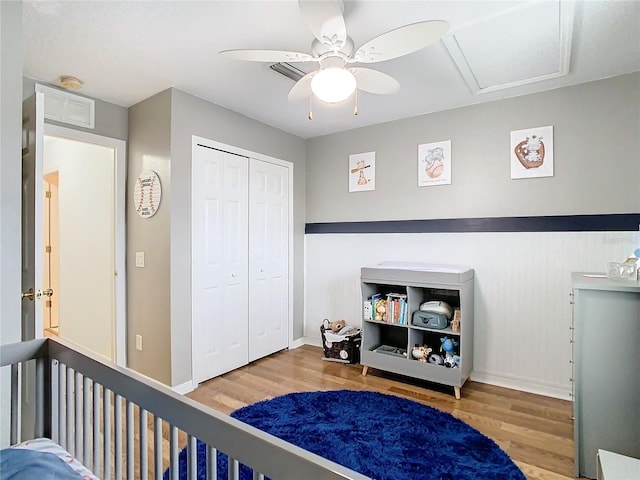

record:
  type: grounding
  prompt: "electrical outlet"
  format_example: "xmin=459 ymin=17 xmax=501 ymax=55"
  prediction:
xmin=135 ymin=252 xmax=145 ymax=268
xmin=135 ymin=335 xmax=143 ymax=351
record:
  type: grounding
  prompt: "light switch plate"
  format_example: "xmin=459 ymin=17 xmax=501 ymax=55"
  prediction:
xmin=135 ymin=252 xmax=144 ymax=268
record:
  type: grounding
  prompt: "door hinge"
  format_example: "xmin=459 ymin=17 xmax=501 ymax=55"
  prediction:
xmin=45 ymin=191 xmax=52 ymax=198
xmin=45 ymin=245 xmax=51 ymax=253
xmin=46 ymin=300 xmax=52 ymax=308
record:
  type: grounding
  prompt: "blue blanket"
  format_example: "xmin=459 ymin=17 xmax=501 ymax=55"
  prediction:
xmin=0 ymin=448 xmax=83 ymax=480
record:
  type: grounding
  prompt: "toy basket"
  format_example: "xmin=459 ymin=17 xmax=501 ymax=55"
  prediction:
xmin=320 ymin=324 xmax=361 ymax=364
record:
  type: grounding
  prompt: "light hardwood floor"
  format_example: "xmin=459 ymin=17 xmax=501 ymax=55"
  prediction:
xmin=187 ymin=345 xmax=579 ymax=480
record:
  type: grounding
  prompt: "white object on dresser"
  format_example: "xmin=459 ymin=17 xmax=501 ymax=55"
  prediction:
xmin=597 ymin=450 xmax=640 ymax=480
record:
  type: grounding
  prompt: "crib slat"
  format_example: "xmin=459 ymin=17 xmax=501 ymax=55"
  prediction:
xmin=35 ymin=356 xmax=44 ymax=437
xmin=83 ymin=376 xmax=90 ymax=466
xmin=139 ymin=408 xmax=148 ymax=480
xmin=50 ymin=360 xmax=59 ymax=444
xmin=58 ymin=363 xmax=67 ymax=450
xmin=228 ymin=458 xmax=239 ymax=480
xmin=253 ymin=471 xmax=265 ymax=480
xmin=170 ymin=425 xmax=179 ymax=480
xmin=187 ymin=435 xmax=197 ymax=480
xmin=115 ymin=394 xmax=123 ymax=480
xmin=75 ymin=371 xmax=82 ymax=460
xmin=206 ymin=445 xmax=217 ymax=480
xmin=103 ymin=388 xmax=112 ymax=479
xmin=10 ymin=364 xmax=18 ymax=445
xmin=92 ymin=382 xmax=101 ymax=476
xmin=66 ymin=366 xmax=74 ymax=456
xmin=154 ymin=416 xmax=162 ymax=480
xmin=126 ymin=400 xmax=134 ymax=480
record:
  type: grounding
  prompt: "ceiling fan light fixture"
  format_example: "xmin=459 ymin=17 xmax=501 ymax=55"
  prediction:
xmin=311 ymin=67 xmax=356 ymax=103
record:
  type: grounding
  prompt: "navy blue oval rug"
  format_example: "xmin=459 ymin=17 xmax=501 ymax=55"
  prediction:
xmin=168 ymin=390 xmax=525 ymax=480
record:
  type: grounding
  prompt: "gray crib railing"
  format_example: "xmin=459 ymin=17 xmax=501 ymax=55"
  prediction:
xmin=1 ymin=337 xmax=369 ymax=480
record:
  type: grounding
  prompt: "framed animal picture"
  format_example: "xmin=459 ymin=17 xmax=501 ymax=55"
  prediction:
xmin=349 ymin=151 xmax=375 ymax=192
xmin=510 ymin=125 xmax=554 ymax=179
xmin=418 ymin=140 xmax=451 ymax=186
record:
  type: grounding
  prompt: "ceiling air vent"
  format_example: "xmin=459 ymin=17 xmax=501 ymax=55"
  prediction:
xmin=35 ymin=84 xmax=95 ymax=129
xmin=269 ymin=62 xmax=306 ymax=82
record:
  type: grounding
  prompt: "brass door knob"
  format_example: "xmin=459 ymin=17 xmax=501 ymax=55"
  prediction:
xmin=21 ymin=288 xmax=35 ymax=301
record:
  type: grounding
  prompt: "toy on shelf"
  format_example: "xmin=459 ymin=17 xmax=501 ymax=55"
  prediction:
xmin=428 ymin=353 xmax=443 ymax=365
xmin=451 ymin=310 xmax=461 ymax=332
xmin=440 ymin=336 xmax=459 ymax=368
xmin=374 ymin=299 xmax=388 ymax=321
xmin=411 ymin=344 xmax=433 ymax=363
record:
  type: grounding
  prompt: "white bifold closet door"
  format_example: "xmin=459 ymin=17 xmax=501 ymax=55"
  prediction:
xmin=192 ymin=142 xmax=290 ymax=385
xmin=192 ymin=145 xmax=249 ymax=383
xmin=248 ymin=158 xmax=289 ymax=362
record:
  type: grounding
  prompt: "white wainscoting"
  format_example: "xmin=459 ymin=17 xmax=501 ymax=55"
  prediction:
xmin=304 ymin=231 xmax=637 ymax=399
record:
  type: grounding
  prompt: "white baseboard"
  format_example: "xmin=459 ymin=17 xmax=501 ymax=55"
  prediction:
xmin=470 ymin=370 xmax=572 ymax=401
xmin=297 ymin=339 xmax=572 ymax=400
xmin=298 ymin=336 xmax=322 ymax=348
xmin=172 ymin=380 xmax=195 ymax=395
xmin=288 ymin=337 xmax=308 ymax=349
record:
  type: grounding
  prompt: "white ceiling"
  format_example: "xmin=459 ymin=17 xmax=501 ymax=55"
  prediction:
xmin=22 ymin=1 xmax=640 ymax=139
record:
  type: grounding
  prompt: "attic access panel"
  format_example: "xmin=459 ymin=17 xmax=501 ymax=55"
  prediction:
xmin=442 ymin=1 xmax=575 ymax=94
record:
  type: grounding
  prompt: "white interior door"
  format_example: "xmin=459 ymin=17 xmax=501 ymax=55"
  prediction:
xmin=192 ymin=143 xmax=249 ymax=384
xmin=20 ymin=92 xmax=44 ymax=441
xmin=248 ymin=158 xmax=289 ymax=362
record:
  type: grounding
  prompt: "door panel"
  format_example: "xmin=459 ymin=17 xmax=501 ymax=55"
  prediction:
xmin=43 ymin=174 xmax=60 ymax=330
xmin=248 ymin=159 xmax=289 ymax=362
xmin=192 ymin=144 xmax=249 ymax=383
xmin=21 ymin=92 xmax=44 ymax=441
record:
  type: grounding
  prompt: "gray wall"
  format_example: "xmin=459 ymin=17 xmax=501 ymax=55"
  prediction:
xmin=306 ymin=73 xmax=640 ymax=222
xmin=23 ymin=77 xmax=128 ymax=142
xmin=169 ymin=89 xmax=306 ymax=386
xmin=127 ymin=88 xmax=306 ymax=387
xmin=0 ymin=0 xmax=23 ymax=446
xmin=126 ymin=89 xmax=173 ymax=385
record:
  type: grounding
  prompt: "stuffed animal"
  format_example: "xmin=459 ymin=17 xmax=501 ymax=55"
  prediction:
xmin=440 ymin=336 xmax=458 ymax=355
xmin=325 ymin=319 xmax=346 ymax=333
xmin=440 ymin=337 xmax=459 ymax=368
xmin=428 ymin=353 xmax=443 ymax=365
xmin=411 ymin=344 xmax=433 ymax=363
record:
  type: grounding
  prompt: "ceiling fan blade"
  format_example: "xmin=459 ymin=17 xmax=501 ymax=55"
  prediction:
xmin=353 ymin=20 xmax=449 ymax=63
xmin=220 ymin=49 xmax=315 ymax=63
xmin=298 ymin=0 xmax=347 ymax=50
xmin=351 ymin=68 xmax=400 ymax=95
xmin=288 ymin=71 xmax=316 ymax=103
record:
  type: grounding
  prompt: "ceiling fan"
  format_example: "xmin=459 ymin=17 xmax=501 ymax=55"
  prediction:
xmin=220 ymin=0 xmax=449 ymax=107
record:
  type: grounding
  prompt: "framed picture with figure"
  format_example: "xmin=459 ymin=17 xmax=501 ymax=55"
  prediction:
xmin=510 ymin=125 xmax=554 ymax=179
xmin=349 ymin=151 xmax=375 ymax=192
xmin=418 ymin=140 xmax=451 ymax=186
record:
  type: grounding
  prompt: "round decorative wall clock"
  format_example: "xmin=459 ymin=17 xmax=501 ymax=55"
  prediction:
xmin=133 ymin=170 xmax=161 ymax=218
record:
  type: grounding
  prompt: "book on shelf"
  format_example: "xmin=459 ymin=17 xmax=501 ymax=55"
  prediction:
xmin=384 ymin=293 xmax=408 ymax=324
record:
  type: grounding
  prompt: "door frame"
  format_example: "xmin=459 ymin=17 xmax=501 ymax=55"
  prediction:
xmin=191 ymin=135 xmax=294 ymax=384
xmin=43 ymin=124 xmax=127 ymax=367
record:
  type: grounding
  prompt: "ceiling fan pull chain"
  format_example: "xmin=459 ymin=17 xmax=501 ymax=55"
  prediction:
xmin=308 ymin=95 xmax=313 ymax=120
xmin=354 ymin=88 xmax=359 ymax=116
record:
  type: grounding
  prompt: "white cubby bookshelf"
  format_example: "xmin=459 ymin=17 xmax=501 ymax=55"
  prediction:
xmin=360 ymin=262 xmax=474 ymax=399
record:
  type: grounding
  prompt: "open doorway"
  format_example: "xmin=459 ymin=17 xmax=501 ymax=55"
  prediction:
xmin=40 ymin=126 xmax=126 ymax=365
